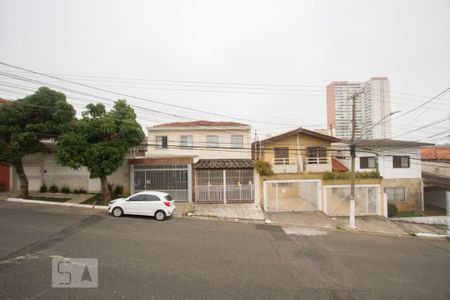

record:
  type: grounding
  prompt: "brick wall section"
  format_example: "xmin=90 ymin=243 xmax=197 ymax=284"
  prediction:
xmin=383 ymin=178 xmax=423 ymax=212
xmin=128 ymin=157 xmax=194 ymax=165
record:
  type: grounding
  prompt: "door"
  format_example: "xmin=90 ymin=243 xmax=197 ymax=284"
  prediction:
xmin=0 ymin=164 xmax=10 ymax=191
xmin=123 ymin=194 xmax=147 ymax=215
xmin=144 ymin=194 xmax=163 ymax=216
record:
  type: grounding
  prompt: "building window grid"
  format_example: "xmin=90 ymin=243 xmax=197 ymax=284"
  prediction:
xmin=180 ymin=135 xmax=193 ymax=148
xmin=156 ymin=136 xmax=168 ymax=149
xmin=206 ymin=135 xmax=219 ymax=148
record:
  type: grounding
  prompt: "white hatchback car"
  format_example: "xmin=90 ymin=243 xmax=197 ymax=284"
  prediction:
xmin=108 ymin=191 xmax=175 ymax=221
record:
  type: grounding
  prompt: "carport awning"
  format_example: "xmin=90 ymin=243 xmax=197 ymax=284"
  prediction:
xmin=195 ymin=159 xmax=254 ymax=169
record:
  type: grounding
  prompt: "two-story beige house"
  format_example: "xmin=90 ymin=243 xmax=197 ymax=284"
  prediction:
xmin=129 ymin=121 xmax=254 ymax=203
xmin=252 ymin=128 xmax=387 ymax=218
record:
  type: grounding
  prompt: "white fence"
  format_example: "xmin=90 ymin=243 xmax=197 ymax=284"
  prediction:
xmin=195 ymin=185 xmax=253 ymax=204
xmin=195 ymin=169 xmax=254 ymax=204
xmin=263 ymin=180 xmax=322 ymax=211
xmin=323 ymin=185 xmax=380 ymax=216
xmin=263 ymin=180 xmax=382 ymax=216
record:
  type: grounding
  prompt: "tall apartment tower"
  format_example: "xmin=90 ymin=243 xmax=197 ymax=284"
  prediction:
xmin=326 ymin=77 xmax=391 ymax=140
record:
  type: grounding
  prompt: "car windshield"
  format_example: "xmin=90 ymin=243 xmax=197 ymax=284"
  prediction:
xmin=165 ymin=194 xmax=173 ymax=201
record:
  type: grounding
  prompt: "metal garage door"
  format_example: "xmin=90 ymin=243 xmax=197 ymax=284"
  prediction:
xmin=195 ymin=169 xmax=254 ymax=204
xmin=133 ymin=164 xmax=191 ymax=202
xmin=263 ymin=180 xmax=321 ymax=211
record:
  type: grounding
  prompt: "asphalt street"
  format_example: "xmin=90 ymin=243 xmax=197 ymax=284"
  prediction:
xmin=0 ymin=201 xmax=449 ymax=299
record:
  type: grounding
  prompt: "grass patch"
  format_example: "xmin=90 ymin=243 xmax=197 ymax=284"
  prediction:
xmin=28 ymin=196 xmax=71 ymax=202
xmin=335 ymin=225 xmax=346 ymax=231
xmin=81 ymin=194 xmax=123 ymax=206
xmin=393 ymin=211 xmax=417 ymax=218
xmin=81 ymin=194 xmax=105 ymax=206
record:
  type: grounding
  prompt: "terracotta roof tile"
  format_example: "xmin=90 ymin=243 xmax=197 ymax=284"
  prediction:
xmin=421 ymin=146 xmax=450 ymax=161
xmin=195 ymin=159 xmax=254 ymax=169
xmin=332 ymin=158 xmax=348 ymax=172
xmin=153 ymin=120 xmax=249 ymax=128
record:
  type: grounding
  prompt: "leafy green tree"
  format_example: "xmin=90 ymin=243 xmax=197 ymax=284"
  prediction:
xmin=0 ymin=87 xmax=75 ymax=198
xmin=56 ymin=100 xmax=144 ymax=204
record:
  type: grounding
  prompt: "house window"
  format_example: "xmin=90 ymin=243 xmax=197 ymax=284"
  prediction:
xmin=393 ymin=156 xmax=410 ymax=168
xmin=231 ymin=135 xmax=243 ymax=149
xmin=156 ymin=136 xmax=168 ymax=149
xmin=180 ymin=135 xmax=193 ymax=148
xmin=306 ymin=147 xmax=327 ymax=164
xmin=360 ymin=157 xmax=376 ymax=169
xmin=274 ymin=147 xmax=289 ymax=165
xmin=206 ymin=135 xmax=219 ymax=148
xmin=384 ymin=187 xmax=406 ymax=203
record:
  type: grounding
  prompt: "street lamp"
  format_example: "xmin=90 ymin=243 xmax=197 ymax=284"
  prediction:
xmin=358 ymin=110 xmax=401 ymax=139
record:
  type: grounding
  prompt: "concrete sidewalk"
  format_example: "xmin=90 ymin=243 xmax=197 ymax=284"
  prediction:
xmin=190 ymin=203 xmax=265 ymax=222
xmin=0 ymin=191 xmax=93 ymax=204
xmin=264 ymin=211 xmax=448 ymax=238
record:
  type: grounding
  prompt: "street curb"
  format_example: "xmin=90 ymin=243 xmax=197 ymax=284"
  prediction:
xmin=258 ymin=220 xmax=419 ymax=238
xmin=6 ymin=197 xmax=108 ymax=210
xmin=186 ymin=214 xmax=265 ymax=224
xmin=414 ymin=233 xmax=448 ymax=239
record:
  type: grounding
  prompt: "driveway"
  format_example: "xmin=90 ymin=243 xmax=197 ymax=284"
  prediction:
xmin=191 ymin=203 xmax=265 ymax=221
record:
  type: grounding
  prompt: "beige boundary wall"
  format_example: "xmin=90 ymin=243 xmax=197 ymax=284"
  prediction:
xmin=12 ymin=153 xmax=130 ymax=195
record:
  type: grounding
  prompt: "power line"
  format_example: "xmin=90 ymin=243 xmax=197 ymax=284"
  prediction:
xmin=0 ymin=62 xmax=310 ymax=127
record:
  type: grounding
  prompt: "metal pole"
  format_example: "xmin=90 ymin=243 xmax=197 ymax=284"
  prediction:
xmin=446 ymin=191 xmax=450 ymax=237
xmin=348 ymin=93 xmax=356 ymax=228
xmin=349 ymin=91 xmax=360 ymax=229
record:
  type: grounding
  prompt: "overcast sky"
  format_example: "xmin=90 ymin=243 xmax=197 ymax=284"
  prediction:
xmin=1 ymin=0 xmax=449 ymax=143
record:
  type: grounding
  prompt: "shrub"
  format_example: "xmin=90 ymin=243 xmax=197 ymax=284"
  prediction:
xmin=254 ymin=160 xmax=274 ymax=176
xmin=108 ymin=183 xmax=113 ymax=193
xmin=114 ymin=184 xmax=124 ymax=196
xmin=387 ymin=203 xmax=398 ymax=218
xmin=49 ymin=184 xmax=59 ymax=193
xmin=61 ymin=186 xmax=71 ymax=194
xmin=39 ymin=184 xmax=48 ymax=193
xmin=73 ymin=188 xmax=87 ymax=194
xmin=322 ymin=171 xmax=382 ymax=180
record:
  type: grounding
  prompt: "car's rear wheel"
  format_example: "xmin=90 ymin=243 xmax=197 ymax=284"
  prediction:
xmin=112 ymin=207 xmax=123 ymax=217
xmin=155 ymin=210 xmax=166 ymax=221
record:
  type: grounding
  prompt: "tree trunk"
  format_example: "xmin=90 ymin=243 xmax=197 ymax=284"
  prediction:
xmin=100 ymin=175 xmax=111 ymax=204
xmin=15 ymin=160 xmax=29 ymax=199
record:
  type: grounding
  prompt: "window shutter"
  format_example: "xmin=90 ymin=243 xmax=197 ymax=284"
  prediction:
xmin=393 ymin=156 xmax=401 ymax=168
xmin=360 ymin=157 xmax=368 ymax=168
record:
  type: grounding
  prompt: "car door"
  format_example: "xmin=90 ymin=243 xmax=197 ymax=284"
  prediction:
xmin=124 ymin=194 xmax=147 ymax=215
xmin=142 ymin=194 xmax=162 ymax=216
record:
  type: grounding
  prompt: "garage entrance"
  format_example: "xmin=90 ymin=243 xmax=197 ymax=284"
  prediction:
xmin=132 ymin=164 xmax=192 ymax=202
xmin=263 ymin=180 xmax=321 ymax=211
xmin=323 ymin=184 xmax=381 ymax=216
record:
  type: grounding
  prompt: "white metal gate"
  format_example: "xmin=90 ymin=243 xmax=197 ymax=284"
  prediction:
xmin=132 ymin=164 xmax=192 ymax=202
xmin=195 ymin=169 xmax=254 ymax=204
xmin=263 ymin=180 xmax=322 ymax=211
xmin=323 ymin=184 xmax=381 ymax=216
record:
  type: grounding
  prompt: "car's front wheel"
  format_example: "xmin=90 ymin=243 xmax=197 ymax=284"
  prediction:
xmin=155 ymin=210 xmax=166 ymax=221
xmin=112 ymin=207 xmax=123 ymax=217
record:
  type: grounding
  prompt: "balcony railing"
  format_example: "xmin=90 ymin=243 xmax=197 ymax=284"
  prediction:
xmin=273 ymin=158 xmax=297 ymax=165
xmin=305 ymin=157 xmax=329 ymax=164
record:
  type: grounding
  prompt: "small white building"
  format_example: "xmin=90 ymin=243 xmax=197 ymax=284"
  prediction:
xmin=334 ymin=139 xmax=431 ymax=212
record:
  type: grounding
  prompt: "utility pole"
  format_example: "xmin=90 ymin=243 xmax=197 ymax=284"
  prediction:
xmin=349 ymin=90 xmax=363 ymax=229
